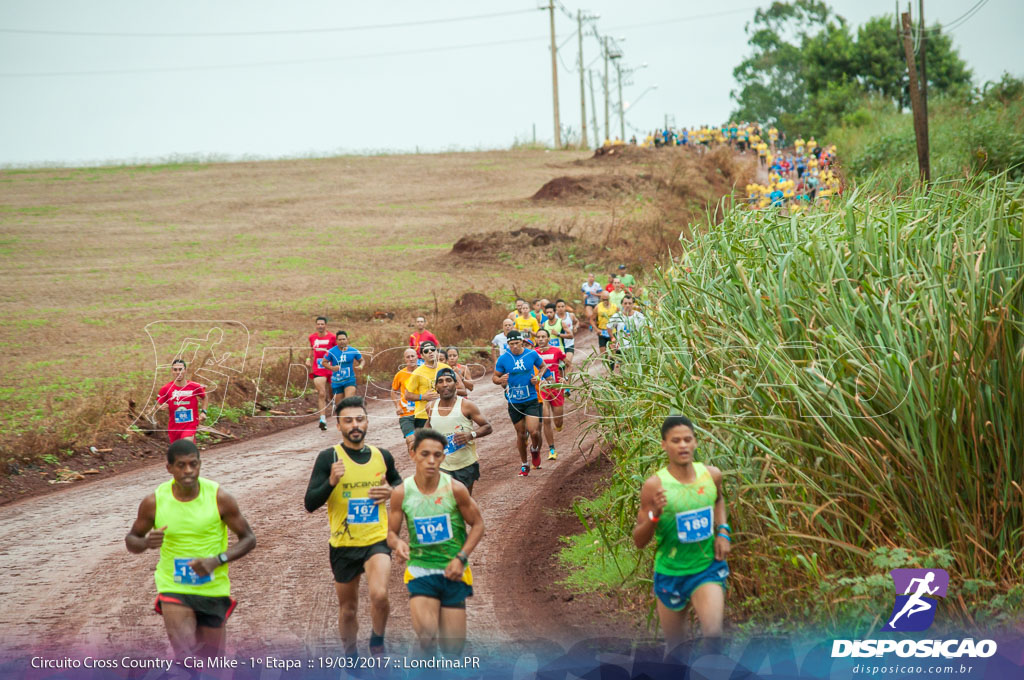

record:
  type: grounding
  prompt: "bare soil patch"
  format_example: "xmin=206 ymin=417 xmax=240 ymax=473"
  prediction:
xmin=451 ymin=226 xmax=574 ymax=256
xmin=531 ymin=173 xmax=659 ymax=201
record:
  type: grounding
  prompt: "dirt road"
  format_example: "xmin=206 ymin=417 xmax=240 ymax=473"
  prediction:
xmin=0 ymin=332 xmax=619 ymax=660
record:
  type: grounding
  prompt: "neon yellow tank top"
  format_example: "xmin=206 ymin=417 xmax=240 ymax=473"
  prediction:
xmin=153 ymin=477 xmax=230 ymax=596
xmin=328 ymin=445 xmax=388 ymax=547
xmin=653 ymin=463 xmax=717 ymax=576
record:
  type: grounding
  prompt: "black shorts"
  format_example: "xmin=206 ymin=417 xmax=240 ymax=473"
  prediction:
xmin=155 ymin=593 xmax=237 ymax=629
xmin=330 ymin=540 xmax=391 ymax=584
xmin=442 ymin=462 xmax=480 ymax=492
xmin=399 ymin=415 xmax=416 ymax=437
xmin=598 ymin=334 xmax=612 ymax=348
xmin=414 ymin=417 xmax=428 ymax=429
xmin=508 ymin=400 xmax=542 ymax=424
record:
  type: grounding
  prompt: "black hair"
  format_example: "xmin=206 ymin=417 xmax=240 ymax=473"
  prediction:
xmin=412 ymin=428 xmax=448 ymax=451
xmin=336 ymin=330 xmax=348 ymax=337
xmin=334 ymin=396 xmax=367 ymax=417
xmin=167 ymin=439 xmax=199 ymax=464
xmin=661 ymin=415 xmax=695 ymax=440
xmin=536 ymin=328 xmax=549 ymax=337
xmin=623 ymin=294 xmax=635 ymax=302
xmin=171 ymin=358 xmax=186 ymax=369
xmin=555 ymin=298 xmax=566 ymax=305
xmin=316 ymin=316 xmax=328 ymax=323
xmin=544 ymin=302 xmax=556 ymax=311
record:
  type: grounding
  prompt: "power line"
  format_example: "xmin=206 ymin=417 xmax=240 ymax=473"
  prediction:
xmin=0 ymin=8 xmax=537 ymax=38
xmin=0 ymin=35 xmax=547 ymax=78
xmin=920 ymin=0 xmax=988 ymax=33
xmin=604 ymin=7 xmax=760 ymax=32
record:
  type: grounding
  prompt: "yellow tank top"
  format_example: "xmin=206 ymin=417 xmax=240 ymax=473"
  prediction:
xmin=327 ymin=445 xmax=389 ymax=547
xmin=153 ymin=477 xmax=230 ymax=596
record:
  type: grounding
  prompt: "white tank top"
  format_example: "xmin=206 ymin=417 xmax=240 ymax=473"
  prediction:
xmin=429 ymin=397 xmax=477 ymax=471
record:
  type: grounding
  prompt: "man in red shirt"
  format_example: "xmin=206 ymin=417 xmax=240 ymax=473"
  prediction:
xmin=150 ymin=359 xmax=207 ymax=443
xmin=408 ymin=316 xmax=440 ymax=358
xmin=534 ymin=329 xmax=567 ymax=462
xmin=308 ymin=316 xmax=337 ymax=431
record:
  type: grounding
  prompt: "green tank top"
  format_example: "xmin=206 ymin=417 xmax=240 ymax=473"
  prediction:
xmin=153 ymin=477 xmax=230 ymax=596
xmin=653 ymin=463 xmax=716 ymax=576
xmin=542 ymin=318 xmax=563 ymax=347
xmin=403 ymin=474 xmax=466 ymax=570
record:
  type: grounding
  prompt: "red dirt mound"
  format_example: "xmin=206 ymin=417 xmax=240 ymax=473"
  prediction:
xmin=451 ymin=291 xmax=492 ymax=312
xmin=451 ymin=227 xmax=573 ymax=255
xmin=581 ymin=144 xmax=662 ymax=164
xmin=531 ymin=174 xmax=657 ymax=201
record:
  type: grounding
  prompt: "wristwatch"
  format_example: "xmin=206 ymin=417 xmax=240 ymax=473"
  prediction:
xmin=217 ymin=552 xmax=229 ymax=565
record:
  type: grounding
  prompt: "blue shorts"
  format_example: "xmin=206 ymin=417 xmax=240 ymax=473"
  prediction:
xmin=407 ymin=574 xmax=473 ymax=608
xmin=332 ymin=382 xmax=355 ymax=395
xmin=653 ymin=560 xmax=729 ymax=611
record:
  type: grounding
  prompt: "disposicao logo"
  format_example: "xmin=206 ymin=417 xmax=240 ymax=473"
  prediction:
xmin=884 ymin=568 xmax=948 ymax=632
xmin=832 ymin=568 xmax=997 ymax=659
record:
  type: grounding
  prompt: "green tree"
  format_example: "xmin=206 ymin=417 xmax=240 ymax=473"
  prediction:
xmin=730 ymin=0 xmax=834 ymax=123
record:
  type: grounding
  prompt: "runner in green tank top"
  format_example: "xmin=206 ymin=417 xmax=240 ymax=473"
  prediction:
xmin=387 ymin=428 xmax=485 ymax=656
xmin=633 ymin=416 xmax=731 ymax=656
xmin=126 ymin=440 xmax=256 ymax=660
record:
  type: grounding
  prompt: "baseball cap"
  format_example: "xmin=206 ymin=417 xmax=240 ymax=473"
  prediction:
xmin=506 ymin=330 xmax=523 ymax=341
xmin=419 ymin=340 xmax=438 ymax=352
xmin=618 ymin=264 xmax=626 ymax=270
xmin=434 ymin=367 xmax=457 ymax=382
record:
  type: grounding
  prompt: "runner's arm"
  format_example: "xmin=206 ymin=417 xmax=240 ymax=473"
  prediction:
xmin=709 ymin=465 xmax=731 ymax=561
xmin=379 ymin=447 xmax=403 ymax=487
xmin=125 ymin=493 xmax=158 ymax=553
xmin=454 ymin=369 xmax=468 ymax=397
xmin=386 ymin=484 xmax=409 ymax=561
xmin=632 ymin=476 xmax=667 ymax=549
xmin=303 ymin=448 xmax=336 ymax=512
xmin=198 ymin=385 xmax=208 ymax=420
xmin=444 ymin=481 xmax=484 ymax=580
xmin=453 ymin=400 xmax=492 ymax=445
xmin=216 ymin=489 xmax=257 ymax=561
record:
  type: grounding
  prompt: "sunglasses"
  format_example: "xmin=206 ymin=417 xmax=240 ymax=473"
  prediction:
xmin=422 ymin=347 xmax=437 ymax=353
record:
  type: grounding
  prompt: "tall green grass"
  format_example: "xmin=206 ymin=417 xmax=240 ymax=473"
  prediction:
xmin=570 ymin=174 xmax=1024 ymax=634
xmin=827 ymin=93 xmax=1024 ymax=189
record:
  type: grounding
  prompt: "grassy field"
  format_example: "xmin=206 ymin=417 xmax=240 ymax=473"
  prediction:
xmin=0 ymin=150 xmax=623 ymax=442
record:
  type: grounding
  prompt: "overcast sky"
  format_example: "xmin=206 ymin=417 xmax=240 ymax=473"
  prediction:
xmin=1 ymin=0 xmax=1019 ymax=166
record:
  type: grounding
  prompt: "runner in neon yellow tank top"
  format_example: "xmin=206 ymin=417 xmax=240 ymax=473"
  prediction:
xmin=388 ymin=429 xmax=485 ymax=656
xmin=633 ymin=416 xmax=731 ymax=656
xmin=126 ymin=440 xmax=256 ymax=660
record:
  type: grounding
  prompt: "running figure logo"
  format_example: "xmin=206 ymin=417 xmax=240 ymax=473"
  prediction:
xmin=883 ymin=568 xmax=949 ymax=632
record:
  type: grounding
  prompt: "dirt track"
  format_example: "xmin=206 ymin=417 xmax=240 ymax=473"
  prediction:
xmin=0 ymin=332 xmax=622 ymax=659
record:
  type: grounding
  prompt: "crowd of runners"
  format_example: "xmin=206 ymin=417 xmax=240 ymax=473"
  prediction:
xmin=605 ymin=120 xmax=844 ymax=212
xmin=135 ymin=260 xmax=731 ymax=661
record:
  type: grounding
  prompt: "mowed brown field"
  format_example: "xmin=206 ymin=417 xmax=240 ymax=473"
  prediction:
xmin=0 ymin=149 xmax=616 ymax=433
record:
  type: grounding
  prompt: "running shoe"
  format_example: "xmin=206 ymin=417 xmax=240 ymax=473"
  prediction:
xmin=318 ymin=419 xmax=327 ymax=431
xmin=531 ymin=446 xmax=541 ymax=469
xmin=518 ymin=464 xmax=529 ymax=477
xmin=548 ymin=448 xmax=558 ymax=461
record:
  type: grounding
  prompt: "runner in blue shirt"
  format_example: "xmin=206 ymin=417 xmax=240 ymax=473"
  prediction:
xmin=492 ymin=330 xmax=552 ymax=477
xmin=581 ymin=273 xmax=604 ymax=333
xmin=323 ymin=330 xmax=364 ymax=406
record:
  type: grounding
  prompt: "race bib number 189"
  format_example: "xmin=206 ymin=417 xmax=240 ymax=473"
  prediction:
xmin=413 ymin=514 xmax=453 ymax=545
xmin=675 ymin=506 xmax=713 ymax=543
xmin=174 ymin=407 xmax=194 ymax=424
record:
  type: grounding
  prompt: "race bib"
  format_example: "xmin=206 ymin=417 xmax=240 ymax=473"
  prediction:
xmin=444 ymin=432 xmax=465 ymax=455
xmin=336 ymin=365 xmax=353 ymax=380
xmin=413 ymin=514 xmax=453 ymax=545
xmin=406 ymin=400 xmax=416 ymax=411
xmin=173 ymin=558 xmax=213 ymax=585
xmin=173 ymin=407 xmax=194 ymax=424
xmin=675 ymin=506 xmax=713 ymax=543
xmin=600 ymin=329 xmax=610 ymax=338
xmin=507 ymin=384 xmax=532 ymax=402
xmin=346 ymin=498 xmax=380 ymax=524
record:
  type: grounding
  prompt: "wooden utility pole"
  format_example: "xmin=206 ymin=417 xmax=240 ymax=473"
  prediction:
xmin=603 ymin=36 xmax=610 ymax=143
xmin=588 ymin=69 xmax=600 ymax=149
xmin=615 ymin=60 xmax=625 ymax=141
xmin=577 ymin=10 xmax=588 ymax=149
xmin=548 ymin=1 xmax=561 ymax=148
xmin=919 ymin=0 xmax=929 ymax=124
xmin=901 ymin=11 xmax=930 ymax=182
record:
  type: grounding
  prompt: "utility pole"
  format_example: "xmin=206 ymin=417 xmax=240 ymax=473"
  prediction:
xmin=901 ymin=11 xmax=930 ymax=182
xmin=615 ymin=60 xmax=625 ymax=141
xmin=603 ymin=37 xmax=610 ymax=143
xmin=588 ymin=69 xmax=600 ymax=149
xmin=548 ymin=1 xmax=561 ymax=148
xmin=577 ymin=10 xmax=588 ymax=149
xmin=919 ymin=0 xmax=928 ymax=125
